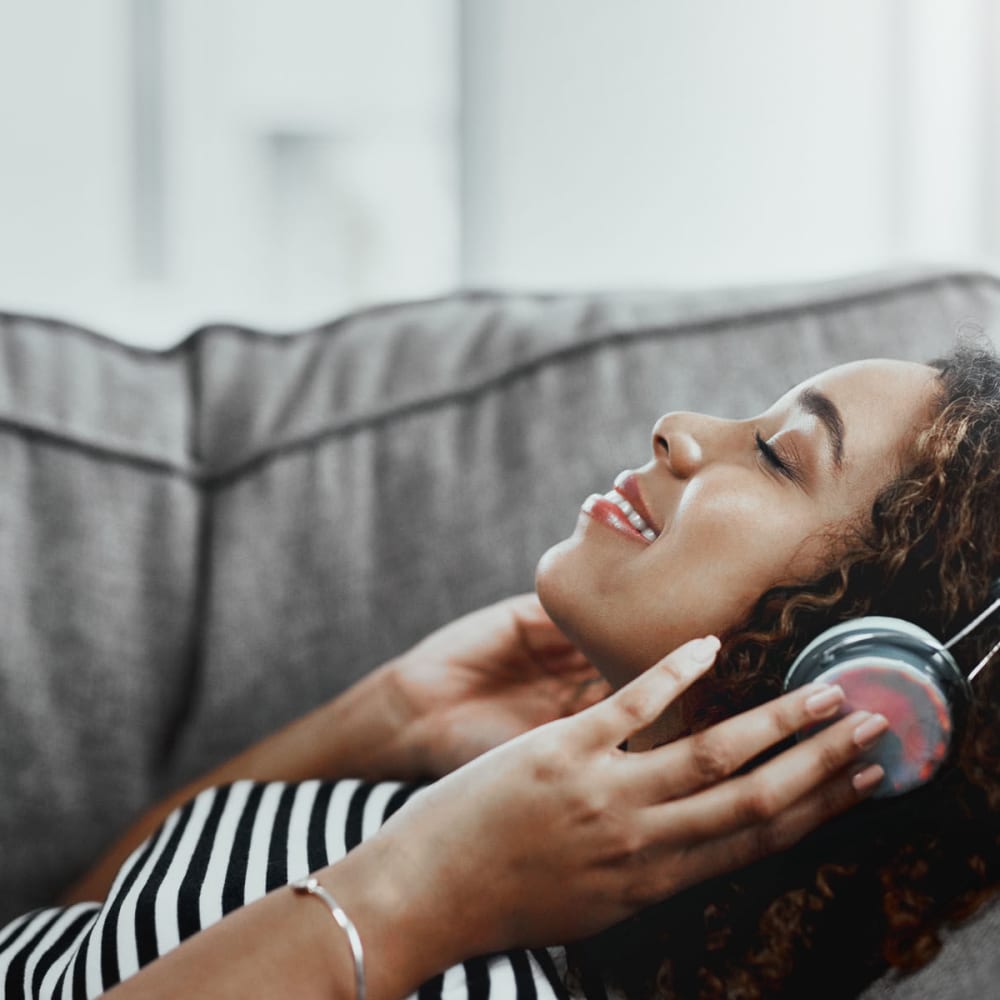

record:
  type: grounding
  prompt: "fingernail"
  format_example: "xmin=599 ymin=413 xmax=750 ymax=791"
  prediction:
xmin=852 ymin=763 xmax=884 ymax=794
xmin=687 ymin=636 xmax=720 ymax=665
xmin=853 ymin=713 xmax=889 ymax=749
xmin=804 ymin=684 xmax=845 ymax=719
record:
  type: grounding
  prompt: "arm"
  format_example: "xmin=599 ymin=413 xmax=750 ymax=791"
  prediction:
xmin=63 ymin=594 xmax=607 ymax=906
xmin=104 ymin=638 xmax=884 ymax=1000
xmin=102 ymin=839 xmax=459 ymax=1000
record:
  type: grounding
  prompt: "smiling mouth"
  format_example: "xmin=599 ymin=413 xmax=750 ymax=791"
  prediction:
xmin=581 ymin=490 xmax=658 ymax=544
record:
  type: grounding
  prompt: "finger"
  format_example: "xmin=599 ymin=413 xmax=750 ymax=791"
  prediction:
xmin=506 ymin=594 xmax=585 ymax=655
xmin=539 ymin=647 xmax=596 ymax=675
xmin=501 ymin=592 xmax=548 ymax=620
xmin=562 ymin=676 xmax=613 ymax=716
xmin=638 ymin=681 xmax=847 ymax=800
xmin=648 ymin=710 xmax=887 ymax=841
xmin=655 ymin=762 xmax=882 ymax=900
xmin=580 ymin=636 xmax=720 ymax=749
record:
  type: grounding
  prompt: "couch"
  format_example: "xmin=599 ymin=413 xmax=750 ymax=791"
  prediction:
xmin=1 ymin=266 xmax=998 ymax=997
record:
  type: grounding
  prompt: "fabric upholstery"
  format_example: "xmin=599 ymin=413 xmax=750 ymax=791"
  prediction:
xmin=1 ymin=268 xmax=998 ymax=995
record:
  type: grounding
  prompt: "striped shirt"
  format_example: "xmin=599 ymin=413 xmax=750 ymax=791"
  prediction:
xmin=0 ymin=780 xmax=604 ymax=1000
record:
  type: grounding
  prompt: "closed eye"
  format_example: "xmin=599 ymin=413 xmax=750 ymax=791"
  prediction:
xmin=755 ymin=431 xmax=796 ymax=481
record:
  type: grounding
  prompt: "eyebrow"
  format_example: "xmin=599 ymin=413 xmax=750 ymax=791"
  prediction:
xmin=797 ymin=387 xmax=845 ymax=470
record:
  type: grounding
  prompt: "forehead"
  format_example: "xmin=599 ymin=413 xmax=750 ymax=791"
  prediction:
xmin=807 ymin=357 xmax=937 ymax=390
xmin=775 ymin=359 xmax=939 ymax=413
xmin=777 ymin=359 xmax=940 ymax=471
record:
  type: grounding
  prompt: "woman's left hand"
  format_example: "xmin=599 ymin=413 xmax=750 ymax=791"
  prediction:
xmin=322 ymin=634 xmax=884 ymax=998
xmin=385 ymin=593 xmax=611 ymax=776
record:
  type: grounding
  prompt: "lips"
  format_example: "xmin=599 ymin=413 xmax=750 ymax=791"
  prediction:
xmin=613 ymin=471 xmax=662 ymax=537
xmin=582 ymin=494 xmax=652 ymax=543
xmin=581 ymin=470 xmax=662 ymax=544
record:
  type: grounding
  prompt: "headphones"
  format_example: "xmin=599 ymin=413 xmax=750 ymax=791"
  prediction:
xmin=784 ymin=581 xmax=1000 ymax=798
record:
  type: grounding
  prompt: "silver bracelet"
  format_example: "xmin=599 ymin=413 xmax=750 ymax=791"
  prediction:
xmin=290 ymin=875 xmax=366 ymax=1000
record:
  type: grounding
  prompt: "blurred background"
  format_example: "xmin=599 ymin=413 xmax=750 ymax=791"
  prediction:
xmin=0 ymin=0 xmax=997 ymax=347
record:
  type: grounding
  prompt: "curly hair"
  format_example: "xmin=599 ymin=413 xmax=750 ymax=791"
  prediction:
xmin=569 ymin=341 xmax=1000 ymax=999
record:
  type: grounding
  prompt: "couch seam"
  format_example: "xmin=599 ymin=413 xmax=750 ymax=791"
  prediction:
xmin=153 ymin=339 xmax=213 ymax=776
xmin=0 ymin=414 xmax=198 ymax=478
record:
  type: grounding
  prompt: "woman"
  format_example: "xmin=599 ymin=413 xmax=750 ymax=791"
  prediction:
xmin=2 ymin=346 xmax=997 ymax=999
xmin=548 ymin=345 xmax=1000 ymax=998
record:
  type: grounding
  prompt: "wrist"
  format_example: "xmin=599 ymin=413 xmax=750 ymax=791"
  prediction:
xmin=312 ymin=661 xmax=426 ymax=783
xmin=319 ymin=834 xmax=463 ymax=999
xmin=365 ymin=658 xmax=434 ymax=779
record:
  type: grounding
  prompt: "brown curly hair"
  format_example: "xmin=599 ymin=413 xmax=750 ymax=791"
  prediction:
xmin=569 ymin=341 xmax=1000 ymax=999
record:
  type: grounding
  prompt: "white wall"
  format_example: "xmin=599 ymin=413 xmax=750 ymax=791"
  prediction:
xmin=164 ymin=0 xmax=459 ymax=332
xmin=896 ymin=0 xmax=999 ymax=259
xmin=460 ymin=0 xmax=1000 ymax=290
xmin=0 ymin=2 xmax=998 ymax=344
xmin=0 ymin=2 xmax=130 ymax=310
xmin=0 ymin=0 xmax=459 ymax=346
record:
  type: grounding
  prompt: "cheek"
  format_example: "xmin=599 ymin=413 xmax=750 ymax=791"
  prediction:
xmin=676 ymin=473 xmax=773 ymax=525
xmin=675 ymin=480 xmax=784 ymax=557
xmin=664 ymin=482 xmax=822 ymax=599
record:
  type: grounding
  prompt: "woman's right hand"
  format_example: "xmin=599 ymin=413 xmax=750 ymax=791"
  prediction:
xmin=328 ymin=635 xmax=886 ymax=994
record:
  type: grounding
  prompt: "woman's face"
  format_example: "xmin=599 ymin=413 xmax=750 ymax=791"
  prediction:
xmin=535 ymin=358 xmax=940 ymax=689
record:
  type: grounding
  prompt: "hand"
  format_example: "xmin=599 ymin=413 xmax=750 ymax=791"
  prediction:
xmin=354 ymin=635 xmax=885 ymax=975
xmin=386 ymin=593 xmax=611 ymax=776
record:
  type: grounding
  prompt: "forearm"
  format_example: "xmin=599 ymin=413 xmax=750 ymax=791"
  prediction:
xmin=62 ymin=661 xmax=421 ymax=905
xmin=102 ymin=839 xmax=457 ymax=1000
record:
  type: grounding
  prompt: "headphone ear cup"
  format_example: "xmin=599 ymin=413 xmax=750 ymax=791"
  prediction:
xmin=785 ymin=617 xmax=970 ymax=798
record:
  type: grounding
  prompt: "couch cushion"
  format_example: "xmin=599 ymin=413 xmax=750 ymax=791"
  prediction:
xmin=0 ymin=314 xmax=200 ymax=921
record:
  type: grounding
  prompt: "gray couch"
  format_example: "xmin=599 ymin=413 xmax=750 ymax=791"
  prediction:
xmin=1 ymin=267 xmax=998 ymax=996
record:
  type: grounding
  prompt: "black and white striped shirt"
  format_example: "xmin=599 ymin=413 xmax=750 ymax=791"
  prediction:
xmin=0 ymin=780 xmax=602 ymax=1000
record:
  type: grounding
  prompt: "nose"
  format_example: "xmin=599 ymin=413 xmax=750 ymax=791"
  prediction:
xmin=651 ymin=412 xmax=707 ymax=479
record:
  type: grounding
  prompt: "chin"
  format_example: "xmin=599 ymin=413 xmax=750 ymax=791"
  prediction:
xmin=535 ymin=540 xmax=650 ymax=689
xmin=534 ymin=538 xmax=579 ymax=641
xmin=537 ymin=536 xmax=736 ymax=691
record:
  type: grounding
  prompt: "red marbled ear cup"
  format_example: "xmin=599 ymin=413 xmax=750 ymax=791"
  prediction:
xmin=785 ymin=617 xmax=971 ymax=799
xmin=804 ymin=660 xmax=951 ymax=796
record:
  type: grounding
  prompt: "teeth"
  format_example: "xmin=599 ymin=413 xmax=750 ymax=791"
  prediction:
xmin=603 ymin=490 xmax=656 ymax=540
